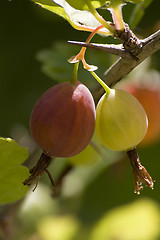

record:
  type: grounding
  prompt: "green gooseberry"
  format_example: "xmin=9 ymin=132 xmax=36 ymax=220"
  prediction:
xmin=95 ymin=89 xmax=148 ymax=151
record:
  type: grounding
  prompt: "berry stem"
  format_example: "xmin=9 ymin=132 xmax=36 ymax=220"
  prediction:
xmin=110 ymin=4 xmax=125 ymax=31
xmin=69 ymin=25 xmax=104 ymax=71
xmin=90 ymin=71 xmax=111 ymax=96
xmin=71 ymin=61 xmax=79 ymax=85
xmin=76 ymin=25 xmax=104 ymax=62
xmin=85 ymin=0 xmax=115 ymax=34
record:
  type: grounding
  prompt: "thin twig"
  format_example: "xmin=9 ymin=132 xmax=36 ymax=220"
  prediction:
xmin=68 ymin=41 xmax=130 ymax=58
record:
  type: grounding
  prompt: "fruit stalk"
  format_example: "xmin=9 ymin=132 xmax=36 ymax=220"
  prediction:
xmin=127 ymin=149 xmax=154 ymax=194
xmin=109 ymin=4 xmax=125 ymax=31
xmin=71 ymin=62 xmax=79 ymax=85
xmin=90 ymin=71 xmax=111 ymax=96
xmin=85 ymin=0 xmax=115 ymax=34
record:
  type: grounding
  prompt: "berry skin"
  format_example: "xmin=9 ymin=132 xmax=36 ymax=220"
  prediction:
xmin=30 ymin=81 xmax=96 ymax=158
xmin=122 ymin=84 xmax=160 ymax=146
xmin=95 ymin=89 xmax=148 ymax=151
xmin=67 ymin=133 xmax=101 ymax=166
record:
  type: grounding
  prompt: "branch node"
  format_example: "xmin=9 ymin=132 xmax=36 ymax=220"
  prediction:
xmin=115 ymin=24 xmax=142 ymax=56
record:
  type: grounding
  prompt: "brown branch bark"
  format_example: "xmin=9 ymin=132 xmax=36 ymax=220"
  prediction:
xmin=68 ymin=41 xmax=129 ymax=58
xmin=104 ymin=30 xmax=160 ymax=87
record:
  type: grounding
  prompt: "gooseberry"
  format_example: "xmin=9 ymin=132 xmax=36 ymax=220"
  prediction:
xmin=122 ymin=83 xmax=160 ymax=146
xmin=30 ymin=81 xmax=96 ymax=158
xmin=95 ymin=89 xmax=148 ymax=151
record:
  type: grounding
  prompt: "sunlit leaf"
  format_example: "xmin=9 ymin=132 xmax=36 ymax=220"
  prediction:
xmin=32 ymin=0 xmax=149 ymax=34
xmin=0 ymin=137 xmax=29 ymax=204
xmin=65 ymin=0 xmax=110 ymax=10
xmin=32 ymin=0 xmax=111 ymax=35
xmin=65 ymin=0 xmax=145 ymax=10
xmin=32 ymin=0 xmax=66 ymax=18
xmin=127 ymin=0 xmax=146 ymax=3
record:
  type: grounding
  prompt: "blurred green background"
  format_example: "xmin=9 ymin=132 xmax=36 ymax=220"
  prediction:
xmin=0 ymin=0 xmax=160 ymax=239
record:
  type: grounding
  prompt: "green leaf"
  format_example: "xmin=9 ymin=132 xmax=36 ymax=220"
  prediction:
xmin=106 ymin=0 xmax=145 ymax=8
xmin=33 ymin=0 xmax=148 ymax=35
xmin=127 ymin=0 xmax=145 ymax=3
xmin=0 ymin=137 xmax=29 ymax=205
xmin=32 ymin=0 xmax=148 ymax=31
xmin=32 ymin=0 xmax=67 ymax=18
xmin=32 ymin=0 xmax=110 ymax=35
xmin=66 ymin=0 xmax=147 ymax=9
xmin=65 ymin=0 xmax=110 ymax=10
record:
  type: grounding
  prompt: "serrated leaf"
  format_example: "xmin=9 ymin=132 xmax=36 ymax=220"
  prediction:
xmin=32 ymin=0 xmax=111 ymax=35
xmin=0 ymin=137 xmax=29 ymax=205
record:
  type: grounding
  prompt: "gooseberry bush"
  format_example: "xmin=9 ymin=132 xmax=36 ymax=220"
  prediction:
xmin=1 ymin=0 xmax=160 ymax=207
